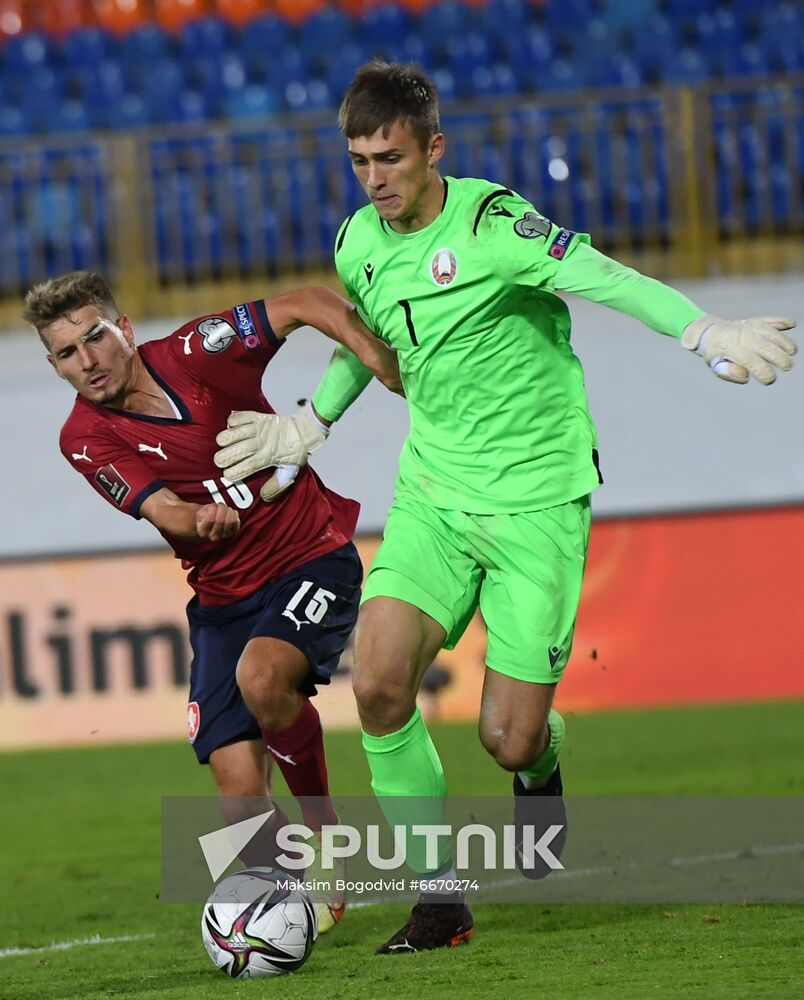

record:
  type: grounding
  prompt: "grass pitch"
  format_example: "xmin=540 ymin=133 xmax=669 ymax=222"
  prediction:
xmin=1 ymin=701 xmax=803 ymax=1000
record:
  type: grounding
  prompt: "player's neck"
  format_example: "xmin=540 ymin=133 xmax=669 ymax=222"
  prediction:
xmin=113 ymin=351 xmax=175 ymax=418
xmin=389 ymin=174 xmax=445 ymax=234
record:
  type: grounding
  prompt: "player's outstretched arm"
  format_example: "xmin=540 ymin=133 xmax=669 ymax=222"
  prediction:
xmin=140 ymin=487 xmax=240 ymax=543
xmin=554 ymin=243 xmax=796 ymax=384
xmin=264 ymin=286 xmax=402 ymax=395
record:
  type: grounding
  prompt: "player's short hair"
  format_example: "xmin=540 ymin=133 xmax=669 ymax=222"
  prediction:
xmin=338 ymin=59 xmax=440 ymax=150
xmin=23 ymin=271 xmax=120 ymax=345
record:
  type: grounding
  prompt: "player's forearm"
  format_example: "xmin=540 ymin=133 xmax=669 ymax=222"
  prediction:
xmin=140 ymin=488 xmax=238 ymax=542
xmin=311 ymin=344 xmax=374 ymax=422
xmin=555 ymin=243 xmax=705 ymax=337
xmin=267 ymin=286 xmax=376 ymax=357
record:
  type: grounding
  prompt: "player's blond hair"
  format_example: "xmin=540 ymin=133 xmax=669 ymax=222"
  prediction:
xmin=23 ymin=271 xmax=120 ymax=343
xmin=338 ymin=59 xmax=440 ymax=150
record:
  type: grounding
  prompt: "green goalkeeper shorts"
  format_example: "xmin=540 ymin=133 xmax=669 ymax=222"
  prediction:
xmin=361 ymin=494 xmax=591 ymax=683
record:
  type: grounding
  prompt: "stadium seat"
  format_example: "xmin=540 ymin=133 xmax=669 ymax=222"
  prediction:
xmin=299 ymin=7 xmax=355 ymax=55
xmin=0 ymin=103 xmax=31 ymax=136
xmin=224 ymin=82 xmax=280 ymax=119
xmin=358 ymin=4 xmax=412 ymax=49
xmin=61 ymin=26 xmax=112 ymax=67
xmin=234 ymin=13 xmax=287 ymax=60
xmin=103 ymin=92 xmax=150 ymax=130
xmin=179 ymin=14 xmax=231 ymax=58
xmin=175 ymin=88 xmax=210 ymax=123
xmin=120 ymin=23 xmax=171 ymax=66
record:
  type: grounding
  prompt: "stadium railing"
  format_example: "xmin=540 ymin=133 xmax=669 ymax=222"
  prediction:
xmin=0 ymin=73 xmax=800 ymax=329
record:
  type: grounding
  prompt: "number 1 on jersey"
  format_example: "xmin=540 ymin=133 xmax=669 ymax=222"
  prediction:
xmin=397 ymin=299 xmax=419 ymax=346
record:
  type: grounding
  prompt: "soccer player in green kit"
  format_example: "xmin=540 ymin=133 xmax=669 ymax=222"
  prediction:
xmin=214 ymin=61 xmax=797 ymax=953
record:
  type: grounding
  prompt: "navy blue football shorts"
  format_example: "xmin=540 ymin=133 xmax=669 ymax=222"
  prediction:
xmin=185 ymin=542 xmax=362 ymax=764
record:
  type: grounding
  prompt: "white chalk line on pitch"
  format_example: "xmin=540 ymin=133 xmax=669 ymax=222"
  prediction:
xmin=0 ymin=933 xmax=156 ymax=959
xmin=3 ymin=842 xmax=801 ymax=958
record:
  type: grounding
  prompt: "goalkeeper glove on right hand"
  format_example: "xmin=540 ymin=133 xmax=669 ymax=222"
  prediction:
xmin=214 ymin=403 xmax=329 ymax=487
xmin=681 ymin=314 xmax=796 ymax=385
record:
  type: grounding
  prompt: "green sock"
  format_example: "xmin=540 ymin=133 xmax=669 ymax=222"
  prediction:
xmin=519 ymin=709 xmax=565 ymax=782
xmin=361 ymin=708 xmax=450 ymax=875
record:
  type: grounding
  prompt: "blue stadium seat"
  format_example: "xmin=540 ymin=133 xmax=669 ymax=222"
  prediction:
xmin=120 ymin=23 xmax=171 ymax=65
xmin=235 ymin=14 xmax=288 ymax=60
xmin=61 ymin=27 xmax=113 ymax=68
xmin=175 ymin=88 xmax=210 ymax=123
xmin=299 ymin=8 xmax=355 ymax=56
xmin=139 ymin=58 xmax=187 ymax=123
xmin=359 ymin=4 xmax=412 ymax=50
xmin=0 ymin=104 xmax=31 ymax=136
xmin=420 ymin=1 xmax=479 ymax=41
xmin=103 ymin=93 xmax=150 ymax=131
xmin=3 ymin=31 xmax=52 ymax=73
xmin=225 ymin=83 xmax=280 ymax=120
xmin=321 ymin=44 xmax=366 ymax=100
xmin=500 ymin=31 xmax=551 ymax=93
xmin=663 ymin=47 xmax=709 ymax=84
xmin=179 ymin=15 xmax=231 ymax=58
xmin=430 ymin=68 xmax=457 ymax=103
xmin=52 ymin=99 xmax=92 ymax=133
xmin=481 ymin=0 xmax=531 ymax=38
xmin=284 ymin=79 xmax=332 ymax=113
xmin=71 ymin=61 xmax=127 ymax=126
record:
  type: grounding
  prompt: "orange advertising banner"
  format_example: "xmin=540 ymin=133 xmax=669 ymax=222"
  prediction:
xmin=0 ymin=507 xmax=802 ymax=750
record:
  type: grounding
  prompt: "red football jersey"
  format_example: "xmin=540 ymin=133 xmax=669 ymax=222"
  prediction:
xmin=59 ymin=300 xmax=359 ymax=604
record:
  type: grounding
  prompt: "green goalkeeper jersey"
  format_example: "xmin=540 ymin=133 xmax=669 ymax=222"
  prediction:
xmin=334 ymin=176 xmax=602 ymax=513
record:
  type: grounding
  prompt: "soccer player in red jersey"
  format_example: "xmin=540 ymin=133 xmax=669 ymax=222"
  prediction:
xmin=24 ymin=270 xmax=401 ymax=932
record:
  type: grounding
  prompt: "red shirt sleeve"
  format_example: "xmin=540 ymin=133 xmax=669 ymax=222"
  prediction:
xmin=60 ymin=421 xmax=164 ymax=519
xmin=176 ymin=300 xmax=283 ymax=394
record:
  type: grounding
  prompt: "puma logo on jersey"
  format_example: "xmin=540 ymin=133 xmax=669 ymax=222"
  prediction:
xmin=281 ymin=608 xmax=310 ymax=632
xmin=178 ymin=331 xmax=194 ymax=355
xmin=363 ymin=262 xmax=374 ymax=284
xmin=72 ymin=444 xmax=91 ymax=463
xmin=138 ymin=442 xmax=168 ymax=460
xmin=264 ymin=744 xmax=297 ymax=766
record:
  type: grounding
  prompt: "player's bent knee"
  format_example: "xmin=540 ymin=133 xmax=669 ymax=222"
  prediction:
xmin=352 ymin=669 xmax=415 ymax=731
xmin=236 ymin=654 xmax=295 ymax=721
xmin=480 ymin=728 xmax=546 ymax=773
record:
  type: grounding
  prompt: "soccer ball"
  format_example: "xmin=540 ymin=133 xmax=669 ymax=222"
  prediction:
xmin=201 ymin=868 xmax=317 ymax=978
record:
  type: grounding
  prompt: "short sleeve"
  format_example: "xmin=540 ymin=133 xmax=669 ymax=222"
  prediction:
xmin=60 ymin=427 xmax=163 ymax=519
xmin=474 ymin=190 xmax=591 ymax=290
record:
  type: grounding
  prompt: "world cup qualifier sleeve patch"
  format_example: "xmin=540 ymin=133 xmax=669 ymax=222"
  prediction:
xmin=94 ymin=463 xmax=131 ymax=506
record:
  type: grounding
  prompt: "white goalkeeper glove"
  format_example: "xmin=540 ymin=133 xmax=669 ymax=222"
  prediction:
xmin=214 ymin=403 xmax=329 ymax=502
xmin=681 ymin=314 xmax=796 ymax=385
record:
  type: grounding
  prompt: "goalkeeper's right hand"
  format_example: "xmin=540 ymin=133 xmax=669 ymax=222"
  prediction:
xmin=214 ymin=403 xmax=329 ymax=491
xmin=681 ymin=314 xmax=796 ymax=384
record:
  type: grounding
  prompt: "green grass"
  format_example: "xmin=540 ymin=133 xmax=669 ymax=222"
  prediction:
xmin=2 ymin=702 xmax=803 ymax=999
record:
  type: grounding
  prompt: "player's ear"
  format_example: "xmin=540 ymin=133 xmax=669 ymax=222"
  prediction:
xmin=119 ymin=315 xmax=136 ymax=347
xmin=428 ymin=132 xmax=445 ymax=167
